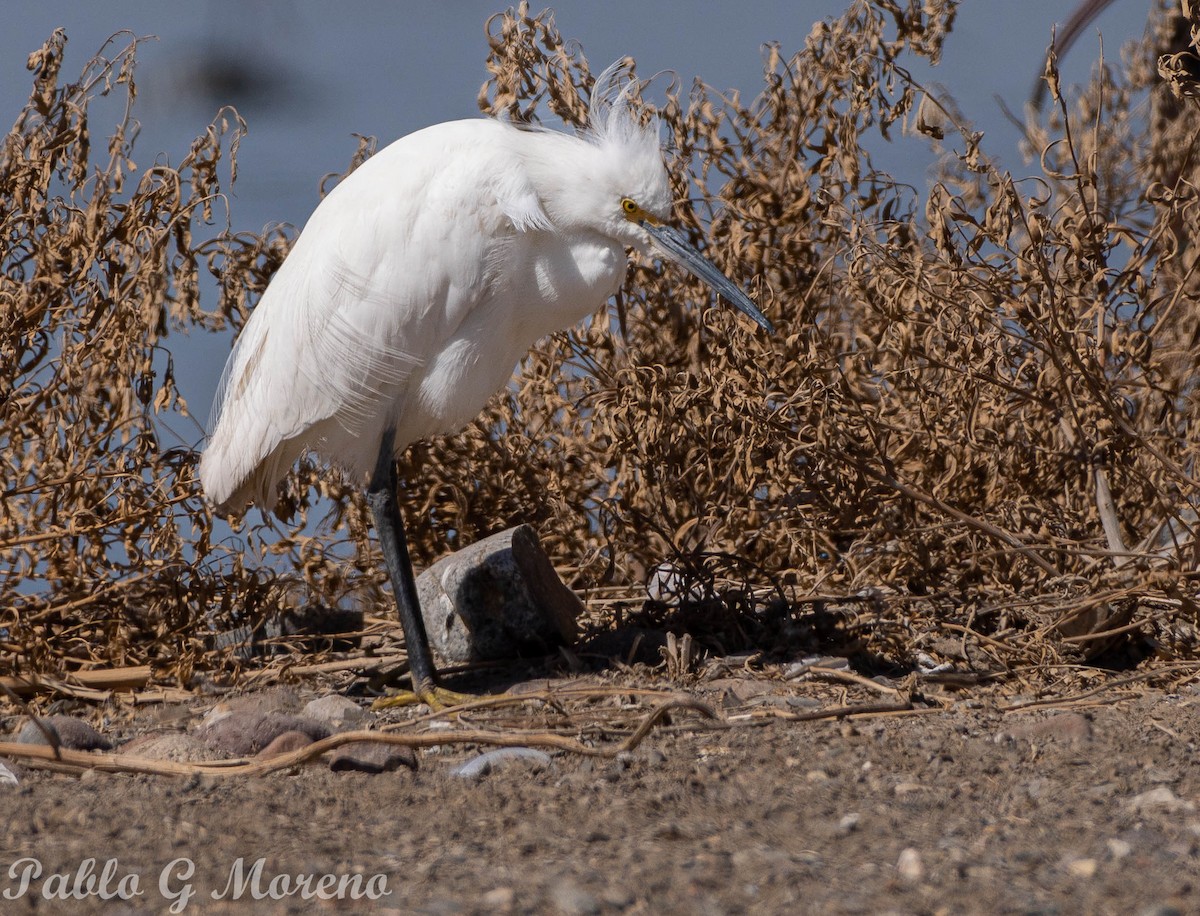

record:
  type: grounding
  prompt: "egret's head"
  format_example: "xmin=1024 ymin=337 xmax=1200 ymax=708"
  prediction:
xmin=576 ymin=60 xmax=672 ymax=249
xmin=581 ymin=61 xmax=774 ymax=334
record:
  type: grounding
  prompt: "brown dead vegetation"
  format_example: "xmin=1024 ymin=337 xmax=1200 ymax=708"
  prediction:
xmin=4 ymin=2 xmax=1200 ymax=695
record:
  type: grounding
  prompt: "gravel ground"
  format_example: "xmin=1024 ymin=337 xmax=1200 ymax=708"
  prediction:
xmin=2 ymin=671 xmax=1199 ymax=915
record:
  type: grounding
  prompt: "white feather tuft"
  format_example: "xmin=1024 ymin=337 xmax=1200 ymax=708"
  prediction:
xmin=584 ymin=60 xmax=662 ymax=160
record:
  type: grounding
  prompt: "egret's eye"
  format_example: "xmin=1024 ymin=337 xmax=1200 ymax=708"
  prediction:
xmin=621 ymin=198 xmax=640 ymax=217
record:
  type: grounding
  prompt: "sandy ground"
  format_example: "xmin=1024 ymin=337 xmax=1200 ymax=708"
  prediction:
xmin=2 ymin=664 xmax=1199 ymax=915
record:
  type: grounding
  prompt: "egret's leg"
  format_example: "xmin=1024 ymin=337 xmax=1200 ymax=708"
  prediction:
xmin=365 ymin=427 xmax=440 ymax=698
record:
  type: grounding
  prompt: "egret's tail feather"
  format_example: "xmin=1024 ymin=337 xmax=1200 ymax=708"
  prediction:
xmin=199 ymin=434 xmax=297 ymax=518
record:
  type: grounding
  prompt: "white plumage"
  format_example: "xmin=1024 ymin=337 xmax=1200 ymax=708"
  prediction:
xmin=200 ymin=65 xmax=699 ymax=513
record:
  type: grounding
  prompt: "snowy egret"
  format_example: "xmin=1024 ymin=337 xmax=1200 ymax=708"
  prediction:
xmin=200 ymin=62 xmax=773 ymax=704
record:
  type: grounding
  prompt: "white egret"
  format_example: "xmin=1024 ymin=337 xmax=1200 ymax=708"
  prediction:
xmin=200 ymin=62 xmax=774 ymax=704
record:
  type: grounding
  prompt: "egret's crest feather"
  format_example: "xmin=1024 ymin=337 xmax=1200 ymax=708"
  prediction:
xmin=584 ymin=60 xmax=662 ymax=161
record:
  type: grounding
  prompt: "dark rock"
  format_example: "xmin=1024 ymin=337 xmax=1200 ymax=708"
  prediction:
xmin=16 ymin=715 xmax=111 ymax=751
xmin=199 ymin=710 xmax=329 ymax=756
xmin=329 ymin=741 xmax=417 ymax=774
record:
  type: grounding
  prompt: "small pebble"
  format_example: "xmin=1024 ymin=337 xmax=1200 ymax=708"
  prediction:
xmin=451 ymin=748 xmax=553 ymax=779
xmin=0 ymin=761 xmax=18 ymax=787
xmin=1106 ymin=838 xmax=1133 ymax=861
xmin=601 ymin=886 xmax=635 ymax=908
xmin=1065 ymin=857 xmax=1098 ymax=878
xmin=1128 ymin=787 xmax=1196 ymax=814
xmin=896 ymin=847 xmax=924 ymax=881
xmin=836 ymin=813 xmax=861 ymax=835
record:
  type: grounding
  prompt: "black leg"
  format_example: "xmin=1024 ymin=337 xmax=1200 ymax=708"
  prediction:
xmin=366 ymin=426 xmax=437 ymax=695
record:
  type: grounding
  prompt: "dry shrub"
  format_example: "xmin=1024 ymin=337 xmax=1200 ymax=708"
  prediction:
xmin=413 ymin=0 xmax=1200 ymax=673
xmin=0 ymin=31 xmax=300 ymax=677
xmin=5 ymin=2 xmax=1200 ymax=688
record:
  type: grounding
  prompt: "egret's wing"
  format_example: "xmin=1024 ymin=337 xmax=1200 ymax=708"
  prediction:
xmin=201 ymin=120 xmax=548 ymax=511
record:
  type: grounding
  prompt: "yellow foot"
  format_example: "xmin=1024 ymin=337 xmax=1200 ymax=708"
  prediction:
xmin=371 ymin=685 xmax=478 ymax=711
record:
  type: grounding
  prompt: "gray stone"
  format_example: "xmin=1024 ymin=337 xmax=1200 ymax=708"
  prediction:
xmin=645 ymin=561 xmax=703 ymax=605
xmin=785 ymin=695 xmax=823 ymax=710
xmin=303 ymin=694 xmax=369 ymax=730
xmin=16 ymin=715 xmax=111 ymax=751
xmin=450 ymin=747 xmax=553 ymax=779
xmin=1106 ymin=838 xmax=1133 ymax=860
xmin=416 ymin=524 xmax=581 ymax=663
xmin=642 ymin=748 xmax=668 ymax=767
xmin=329 ymin=740 xmax=417 ymax=774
